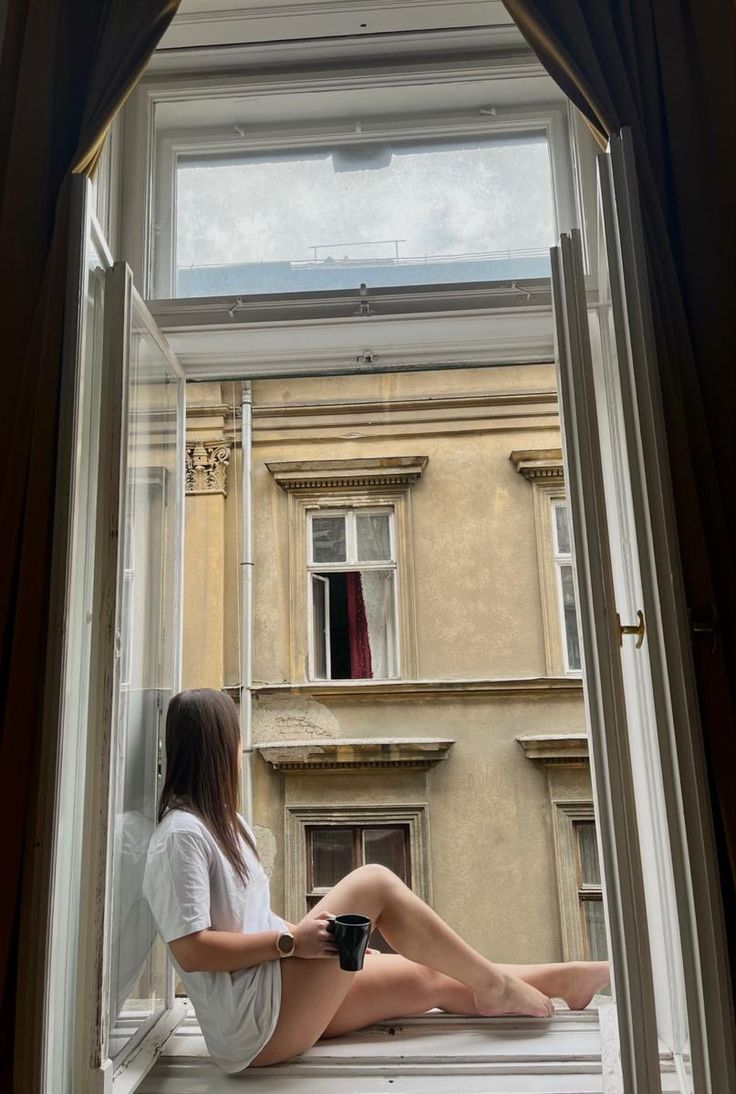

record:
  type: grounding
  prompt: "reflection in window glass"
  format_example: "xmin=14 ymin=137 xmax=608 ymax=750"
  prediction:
xmin=312 ymin=515 xmax=347 ymax=563
xmin=554 ymin=502 xmax=571 ymax=555
xmin=176 ymin=136 xmax=555 ymax=296
xmin=552 ymin=500 xmax=581 ymax=673
xmin=574 ymin=820 xmax=607 ymax=963
xmin=107 ymin=307 xmax=181 ymax=1060
xmin=310 ymin=828 xmax=355 ymax=889
xmin=356 ymin=512 xmax=392 ymax=562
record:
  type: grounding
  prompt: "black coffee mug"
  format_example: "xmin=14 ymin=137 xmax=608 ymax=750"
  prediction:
xmin=326 ymin=914 xmax=372 ymax=971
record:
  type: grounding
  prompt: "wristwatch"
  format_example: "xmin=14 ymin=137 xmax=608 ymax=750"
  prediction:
xmin=276 ymin=930 xmax=296 ymax=958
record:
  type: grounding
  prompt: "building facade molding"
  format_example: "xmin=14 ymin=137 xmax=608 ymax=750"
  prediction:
xmin=510 ymin=448 xmax=564 ymax=484
xmin=247 ymin=676 xmax=584 ymax=703
xmin=267 ymin=455 xmax=428 ymax=492
xmin=516 ymin=733 xmax=590 ymax=767
xmin=257 ymin=737 xmax=454 ymax=772
xmin=185 ymin=440 xmax=230 ymax=495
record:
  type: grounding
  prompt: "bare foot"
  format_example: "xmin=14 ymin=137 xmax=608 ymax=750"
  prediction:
xmin=556 ymin=961 xmax=610 ymax=1010
xmin=475 ymin=974 xmax=554 ymax=1018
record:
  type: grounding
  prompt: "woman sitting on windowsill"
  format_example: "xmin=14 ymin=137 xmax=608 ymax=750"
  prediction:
xmin=142 ymin=688 xmax=610 ymax=1074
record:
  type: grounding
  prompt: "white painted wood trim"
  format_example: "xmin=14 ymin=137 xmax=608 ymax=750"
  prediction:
xmin=551 ymin=230 xmax=661 ymax=1091
xmin=601 ymin=131 xmax=735 ymax=1093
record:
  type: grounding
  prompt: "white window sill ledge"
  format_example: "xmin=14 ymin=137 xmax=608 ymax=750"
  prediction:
xmin=138 ymin=1003 xmax=679 ymax=1093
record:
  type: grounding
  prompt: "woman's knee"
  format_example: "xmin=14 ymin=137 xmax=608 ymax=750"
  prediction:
xmin=353 ymin=863 xmax=403 ymax=893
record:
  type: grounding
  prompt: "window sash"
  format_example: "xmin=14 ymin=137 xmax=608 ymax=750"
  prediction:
xmin=308 ymin=508 xmax=395 ymax=568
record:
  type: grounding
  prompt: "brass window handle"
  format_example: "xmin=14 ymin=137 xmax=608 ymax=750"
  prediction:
xmin=616 ymin=609 xmax=645 ymax=648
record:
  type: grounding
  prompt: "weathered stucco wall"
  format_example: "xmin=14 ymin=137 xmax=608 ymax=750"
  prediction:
xmin=181 ymin=366 xmax=593 ymax=964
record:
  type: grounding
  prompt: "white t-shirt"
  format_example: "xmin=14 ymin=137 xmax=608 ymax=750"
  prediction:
xmin=142 ymin=808 xmax=286 ymax=1073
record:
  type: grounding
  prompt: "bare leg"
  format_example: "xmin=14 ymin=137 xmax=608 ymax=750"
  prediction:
xmin=251 ymin=865 xmax=553 ymax=1067
xmin=313 ymin=865 xmax=553 ymax=1018
xmin=323 ymin=954 xmax=610 ymax=1040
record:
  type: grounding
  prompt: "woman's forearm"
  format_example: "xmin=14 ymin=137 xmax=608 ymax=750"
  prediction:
xmin=170 ymin=928 xmax=281 ymax=973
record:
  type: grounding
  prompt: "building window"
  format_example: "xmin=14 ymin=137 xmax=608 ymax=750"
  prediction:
xmin=509 ymin=449 xmax=582 ymax=676
xmin=306 ymin=824 xmax=411 ymax=951
xmin=551 ymin=800 xmax=609 ymax=963
xmin=308 ymin=508 xmax=398 ymax=681
xmin=268 ymin=456 xmax=424 ymax=682
xmin=284 ymin=804 xmax=431 ymax=925
xmin=573 ymin=819 xmax=607 ymax=960
xmin=550 ymin=499 xmax=582 ymax=673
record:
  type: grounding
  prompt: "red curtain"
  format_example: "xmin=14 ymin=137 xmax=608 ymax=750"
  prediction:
xmin=503 ymin=0 xmax=736 ymax=981
xmin=0 ymin=1 xmax=180 ymax=1086
xmin=347 ymin=572 xmax=373 ymax=679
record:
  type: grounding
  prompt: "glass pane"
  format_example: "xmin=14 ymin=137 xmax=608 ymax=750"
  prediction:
xmin=576 ymin=822 xmax=601 ymax=886
xmin=176 ymin=136 xmax=555 ymax=296
xmin=560 ymin=564 xmax=582 ymax=671
xmin=311 ymin=575 xmax=328 ymax=679
xmin=362 ymin=827 xmax=409 ymax=883
xmin=107 ymin=304 xmax=180 ymax=1059
xmin=554 ymin=503 xmax=571 ymax=555
xmin=310 ymin=828 xmax=355 ymax=888
xmin=328 ymin=570 xmax=397 ymax=680
xmin=582 ymin=899 xmax=608 ymax=961
xmin=356 ymin=513 xmax=392 ymax=562
xmin=312 ymin=515 xmax=346 ymax=563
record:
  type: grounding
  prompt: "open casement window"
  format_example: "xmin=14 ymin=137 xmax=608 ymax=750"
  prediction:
xmin=306 ymin=824 xmax=411 ymax=952
xmin=68 ymin=247 xmax=187 ymax=1090
xmin=551 ymin=129 xmax=734 ymax=1092
xmin=307 ymin=509 xmax=399 ymax=681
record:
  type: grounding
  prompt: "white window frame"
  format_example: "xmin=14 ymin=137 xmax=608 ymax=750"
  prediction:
xmin=119 ymin=44 xmax=599 ymax=303
xmin=306 ymin=506 xmax=400 ymax=682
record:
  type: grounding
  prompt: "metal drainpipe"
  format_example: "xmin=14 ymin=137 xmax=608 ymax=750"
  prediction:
xmin=240 ymin=381 xmax=254 ymax=823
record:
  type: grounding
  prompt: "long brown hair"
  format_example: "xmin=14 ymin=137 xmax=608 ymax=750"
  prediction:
xmin=158 ymin=688 xmax=256 ymax=880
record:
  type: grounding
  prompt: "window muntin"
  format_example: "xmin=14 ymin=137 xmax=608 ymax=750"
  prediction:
xmin=551 ymin=499 xmax=582 ymax=673
xmin=306 ymin=824 xmax=411 ymax=951
xmin=175 ymin=134 xmax=555 ymax=297
xmin=307 ymin=508 xmax=399 ymax=681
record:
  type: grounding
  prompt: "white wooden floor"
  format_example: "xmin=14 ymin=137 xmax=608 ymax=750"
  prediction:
xmin=137 ymin=1003 xmax=680 ymax=1093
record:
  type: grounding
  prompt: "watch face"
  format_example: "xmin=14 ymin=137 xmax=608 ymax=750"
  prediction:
xmin=278 ymin=932 xmax=295 ymax=956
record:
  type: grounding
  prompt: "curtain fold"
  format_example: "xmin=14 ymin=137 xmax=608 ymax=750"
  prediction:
xmin=503 ymin=0 xmax=736 ymax=976
xmin=346 ymin=572 xmax=373 ymax=679
xmin=0 ymin=0 xmax=180 ymax=1082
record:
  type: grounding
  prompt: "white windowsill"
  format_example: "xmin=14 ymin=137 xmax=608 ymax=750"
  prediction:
xmin=138 ymin=1002 xmax=680 ymax=1093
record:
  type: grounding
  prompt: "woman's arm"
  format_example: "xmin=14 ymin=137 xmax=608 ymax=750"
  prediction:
xmin=170 ymin=912 xmax=336 ymax=973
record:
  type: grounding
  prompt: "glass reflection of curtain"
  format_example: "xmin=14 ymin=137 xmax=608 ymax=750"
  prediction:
xmin=346 ymin=572 xmax=372 ymax=679
xmin=502 ymin=0 xmax=736 ymax=938
xmin=361 ymin=571 xmax=390 ymax=679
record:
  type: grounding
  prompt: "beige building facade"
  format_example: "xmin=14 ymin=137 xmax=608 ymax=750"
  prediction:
xmin=182 ymin=364 xmax=603 ymax=966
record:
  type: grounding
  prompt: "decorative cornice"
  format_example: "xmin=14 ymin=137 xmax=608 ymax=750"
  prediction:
xmin=185 ymin=441 xmax=230 ymax=495
xmin=510 ymin=448 xmax=564 ymax=485
xmin=267 ymin=455 xmax=427 ymax=492
xmin=245 ymin=676 xmax=584 ymax=702
xmin=516 ymin=734 xmax=589 ymax=766
xmin=257 ymin=737 xmax=454 ymax=772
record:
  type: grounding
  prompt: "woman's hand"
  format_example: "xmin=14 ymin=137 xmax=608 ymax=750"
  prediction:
xmin=293 ymin=912 xmax=339 ymax=959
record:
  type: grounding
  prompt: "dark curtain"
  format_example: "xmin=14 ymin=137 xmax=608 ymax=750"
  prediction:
xmin=0 ymin=0 xmax=180 ymax=1085
xmin=503 ymin=0 xmax=736 ymax=978
xmin=347 ymin=572 xmax=373 ymax=679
